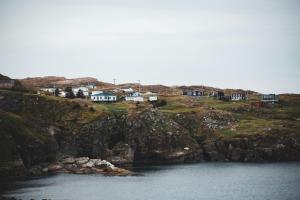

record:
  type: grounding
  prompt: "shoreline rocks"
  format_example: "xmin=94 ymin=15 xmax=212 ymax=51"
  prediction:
xmin=29 ymin=157 xmax=132 ymax=177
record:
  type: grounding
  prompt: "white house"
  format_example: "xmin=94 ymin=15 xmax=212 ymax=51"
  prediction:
xmin=73 ymin=87 xmax=89 ymax=96
xmin=40 ymin=88 xmax=56 ymax=94
xmin=149 ymin=96 xmax=158 ymax=101
xmin=91 ymin=92 xmax=117 ymax=102
xmin=231 ymin=92 xmax=246 ymax=101
xmin=125 ymin=92 xmax=144 ymax=102
xmin=58 ymin=90 xmax=66 ymax=98
xmin=121 ymin=88 xmax=134 ymax=93
xmin=87 ymin=84 xmax=96 ymax=89
xmin=144 ymin=92 xmax=158 ymax=101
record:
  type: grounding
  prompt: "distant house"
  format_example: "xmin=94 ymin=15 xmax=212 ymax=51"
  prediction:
xmin=40 ymin=88 xmax=56 ymax=95
xmin=73 ymin=87 xmax=89 ymax=96
xmin=216 ymin=91 xmax=225 ymax=100
xmin=91 ymin=92 xmax=117 ymax=102
xmin=231 ymin=92 xmax=246 ymax=101
xmin=58 ymin=90 xmax=66 ymax=98
xmin=125 ymin=92 xmax=144 ymax=102
xmin=261 ymin=94 xmax=278 ymax=103
xmin=121 ymin=88 xmax=134 ymax=93
xmin=183 ymin=90 xmax=205 ymax=96
xmin=0 ymin=80 xmax=15 ymax=89
xmin=144 ymin=92 xmax=158 ymax=101
xmin=87 ymin=84 xmax=96 ymax=89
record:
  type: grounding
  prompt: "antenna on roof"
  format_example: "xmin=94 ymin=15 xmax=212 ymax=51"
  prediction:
xmin=113 ymin=78 xmax=116 ymax=85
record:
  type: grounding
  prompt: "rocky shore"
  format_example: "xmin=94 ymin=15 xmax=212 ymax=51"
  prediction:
xmin=28 ymin=157 xmax=132 ymax=177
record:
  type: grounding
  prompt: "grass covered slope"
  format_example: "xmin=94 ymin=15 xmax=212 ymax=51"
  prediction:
xmin=158 ymin=94 xmax=300 ymax=138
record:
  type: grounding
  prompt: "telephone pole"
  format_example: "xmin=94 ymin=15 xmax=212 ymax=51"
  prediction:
xmin=138 ymin=80 xmax=141 ymax=93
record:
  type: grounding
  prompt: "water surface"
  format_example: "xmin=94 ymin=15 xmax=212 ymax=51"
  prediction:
xmin=4 ymin=162 xmax=300 ymax=200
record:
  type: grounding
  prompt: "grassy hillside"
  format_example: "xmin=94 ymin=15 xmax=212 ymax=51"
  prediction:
xmin=1 ymin=89 xmax=299 ymax=140
xmin=158 ymin=94 xmax=300 ymax=138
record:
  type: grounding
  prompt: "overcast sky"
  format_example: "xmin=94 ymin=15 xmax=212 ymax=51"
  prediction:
xmin=1 ymin=0 xmax=299 ymax=93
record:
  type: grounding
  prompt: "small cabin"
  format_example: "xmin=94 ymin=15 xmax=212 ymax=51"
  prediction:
xmin=73 ymin=87 xmax=89 ymax=96
xmin=261 ymin=94 xmax=278 ymax=103
xmin=125 ymin=92 xmax=144 ymax=102
xmin=231 ymin=92 xmax=246 ymax=101
xmin=216 ymin=91 xmax=225 ymax=100
xmin=40 ymin=88 xmax=56 ymax=95
xmin=183 ymin=90 xmax=205 ymax=97
xmin=121 ymin=88 xmax=134 ymax=93
xmin=91 ymin=92 xmax=117 ymax=102
xmin=87 ymin=84 xmax=96 ymax=89
xmin=144 ymin=92 xmax=158 ymax=101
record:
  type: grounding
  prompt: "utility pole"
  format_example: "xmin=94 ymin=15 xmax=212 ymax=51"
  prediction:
xmin=138 ymin=80 xmax=141 ymax=93
xmin=113 ymin=78 xmax=116 ymax=85
xmin=53 ymin=83 xmax=56 ymax=96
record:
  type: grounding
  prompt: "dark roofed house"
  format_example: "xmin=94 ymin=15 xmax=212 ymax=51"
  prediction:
xmin=0 ymin=79 xmax=15 ymax=89
xmin=216 ymin=91 xmax=225 ymax=100
xmin=183 ymin=89 xmax=205 ymax=97
xmin=261 ymin=94 xmax=278 ymax=103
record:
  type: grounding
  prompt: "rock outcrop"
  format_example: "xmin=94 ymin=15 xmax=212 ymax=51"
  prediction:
xmin=202 ymin=135 xmax=300 ymax=162
xmin=29 ymin=157 xmax=131 ymax=176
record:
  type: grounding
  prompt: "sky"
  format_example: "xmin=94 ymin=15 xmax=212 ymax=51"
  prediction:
xmin=0 ymin=0 xmax=300 ymax=93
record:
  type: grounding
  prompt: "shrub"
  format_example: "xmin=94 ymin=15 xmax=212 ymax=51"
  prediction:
xmin=151 ymin=99 xmax=167 ymax=107
xmin=72 ymin=103 xmax=81 ymax=109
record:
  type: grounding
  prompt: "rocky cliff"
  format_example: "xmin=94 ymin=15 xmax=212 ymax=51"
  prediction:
xmin=0 ymin=89 xmax=300 ymax=182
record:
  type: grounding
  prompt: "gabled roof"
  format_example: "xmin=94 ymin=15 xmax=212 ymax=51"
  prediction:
xmin=131 ymin=92 xmax=142 ymax=97
xmin=91 ymin=92 xmax=115 ymax=96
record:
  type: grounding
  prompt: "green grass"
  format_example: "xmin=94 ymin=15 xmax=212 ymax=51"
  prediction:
xmin=0 ymin=111 xmax=48 ymax=142
xmin=2 ymin=90 xmax=300 ymax=139
xmin=220 ymin=129 xmax=237 ymax=137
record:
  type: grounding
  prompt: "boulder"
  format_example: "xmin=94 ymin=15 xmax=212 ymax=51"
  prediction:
xmin=62 ymin=157 xmax=75 ymax=164
xmin=82 ymin=160 xmax=95 ymax=168
xmin=75 ymin=157 xmax=89 ymax=165
xmin=42 ymin=167 xmax=48 ymax=173
xmin=64 ymin=164 xmax=78 ymax=171
xmin=95 ymin=160 xmax=115 ymax=170
xmin=48 ymin=163 xmax=63 ymax=171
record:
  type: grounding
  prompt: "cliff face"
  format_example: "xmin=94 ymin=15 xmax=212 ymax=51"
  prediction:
xmin=0 ymin=90 xmax=201 ymax=178
xmin=0 ymin=90 xmax=300 ymax=181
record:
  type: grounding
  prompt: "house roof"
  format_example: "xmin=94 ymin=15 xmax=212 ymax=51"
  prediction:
xmin=122 ymin=88 xmax=134 ymax=92
xmin=91 ymin=92 xmax=115 ymax=96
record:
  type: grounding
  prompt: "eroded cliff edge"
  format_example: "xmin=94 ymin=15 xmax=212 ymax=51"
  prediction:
xmin=0 ymin=90 xmax=300 ymax=182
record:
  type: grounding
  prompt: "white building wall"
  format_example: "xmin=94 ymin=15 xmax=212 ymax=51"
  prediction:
xmin=149 ymin=96 xmax=158 ymax=101
xmin=125 ymin=96 xmax=144 ymax=102
xmin=91 ymin=95 xmax=117 ymax=102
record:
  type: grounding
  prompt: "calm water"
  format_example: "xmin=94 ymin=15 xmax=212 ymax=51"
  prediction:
xmin=4 ymin=162 xmax=300 ymax=200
